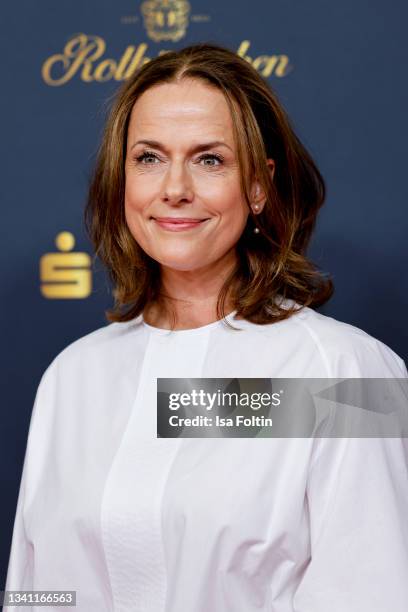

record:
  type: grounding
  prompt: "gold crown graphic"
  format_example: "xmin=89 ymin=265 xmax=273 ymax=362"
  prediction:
xmin=141 ymin=0 xmax=191 ymax=42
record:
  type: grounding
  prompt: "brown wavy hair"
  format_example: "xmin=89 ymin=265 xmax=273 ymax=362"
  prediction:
xmin=85 ymin=42 xmax=333 ymax=330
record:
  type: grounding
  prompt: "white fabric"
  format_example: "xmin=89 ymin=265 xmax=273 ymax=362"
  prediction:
xmin=4 ymin=302 xmax=408 ymax=611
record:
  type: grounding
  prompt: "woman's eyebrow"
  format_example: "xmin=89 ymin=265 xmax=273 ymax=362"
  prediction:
xmin=130 ymin=139 xmax=233 ymax=153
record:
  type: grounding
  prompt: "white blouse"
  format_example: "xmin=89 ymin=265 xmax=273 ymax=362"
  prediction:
xmin=4 ymin=302 xmax=408 ymax=612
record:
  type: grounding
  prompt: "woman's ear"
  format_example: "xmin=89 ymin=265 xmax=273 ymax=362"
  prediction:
xmin=267 ymin=158 xmax=276 ymax=182
xmin=250 ymin=159 xmax=275 ymax=214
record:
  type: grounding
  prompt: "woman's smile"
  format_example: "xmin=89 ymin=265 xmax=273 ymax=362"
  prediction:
xmin=151 ymin=217 xmax=211 ymax=231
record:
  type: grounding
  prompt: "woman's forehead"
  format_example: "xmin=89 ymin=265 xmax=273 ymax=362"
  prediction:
xmin=129 ymin=80 xmax=233 ymax=129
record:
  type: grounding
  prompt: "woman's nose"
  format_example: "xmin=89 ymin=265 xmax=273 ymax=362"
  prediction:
xmin=161 ymin=161 xmax=194 ymax=203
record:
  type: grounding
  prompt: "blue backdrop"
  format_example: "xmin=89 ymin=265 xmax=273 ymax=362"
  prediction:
xmin=1 ymin=0 xmax=407 ymax=588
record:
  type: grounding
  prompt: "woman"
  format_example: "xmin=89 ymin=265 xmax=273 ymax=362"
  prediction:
xmin=5 ymin=43 xmax=408 ymax=611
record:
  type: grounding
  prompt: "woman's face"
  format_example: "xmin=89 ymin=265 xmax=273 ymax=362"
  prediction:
xmin=124 ymin=78 xmax=269 ymax=273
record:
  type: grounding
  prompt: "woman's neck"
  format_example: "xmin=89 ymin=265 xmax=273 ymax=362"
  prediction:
xmin=144 ymin=255 xmax=238 ymax=330
xmin=143 ymin=296 xmax=236 ymax=330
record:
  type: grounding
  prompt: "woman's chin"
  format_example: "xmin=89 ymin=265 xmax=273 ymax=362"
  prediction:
xmin=156 ymin=255 xmax=209 ymax=272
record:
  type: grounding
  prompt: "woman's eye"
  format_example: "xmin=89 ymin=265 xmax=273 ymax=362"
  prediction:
xmin=134 ymin=152 xmax=223 ymax=167
xmin=198 ymin=154 xmax=223 ymax=167
xmin=135 ymin=151 xmax=159 ymax=164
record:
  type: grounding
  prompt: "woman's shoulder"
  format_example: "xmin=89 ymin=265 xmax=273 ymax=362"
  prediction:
xmin=278 ymin=301 xmax=407 ymax=377
xmin=39 ymin=318 xmax=142 ymax=385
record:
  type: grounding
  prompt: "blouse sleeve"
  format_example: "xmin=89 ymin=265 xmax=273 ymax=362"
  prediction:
xmin=293 ymin=436 xmax=408 ymax=612
xmin=293 ymin=339 xmax=408 ymax=612
xmin=3 ymin=457 xmax=33 ymax=597
xmin=3 ymin=362 xmax=56 ymax=610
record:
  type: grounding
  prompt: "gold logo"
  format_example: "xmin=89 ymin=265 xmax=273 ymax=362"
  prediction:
xmin=41 ymin=2 xmax=293 ymax=86
xmin=41 ymin=35 xmax=291 ymax=86
xmin=40 ymin=231 xmax=92 ymax=299
xmin=140 ymin=0 xmax=191 ymax=42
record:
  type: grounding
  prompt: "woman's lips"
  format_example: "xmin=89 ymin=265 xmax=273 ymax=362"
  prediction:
xmin=152 ymin=217 xmax=209 ymax=231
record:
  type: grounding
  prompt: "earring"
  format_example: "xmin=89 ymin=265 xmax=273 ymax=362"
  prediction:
xmin=252 ymin=203 xmax=260 ymax=234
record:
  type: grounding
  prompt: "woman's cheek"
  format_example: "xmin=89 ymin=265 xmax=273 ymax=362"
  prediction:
xmin=125 ymin=173 xmax=156 ymax=206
